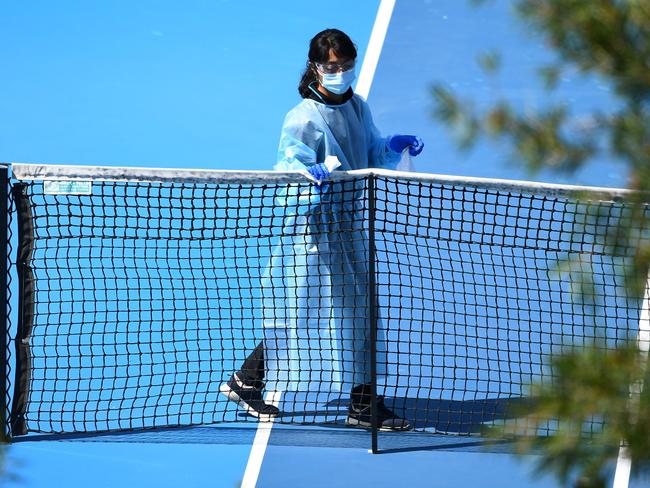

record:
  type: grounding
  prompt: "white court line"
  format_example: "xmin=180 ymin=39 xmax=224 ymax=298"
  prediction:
xmin=613 ymin=450 xmax=632 ymax=488
xmin=240 ymin=5 xmax=395 ymax=485
xmin=241 ymin=391 xmax=282 ymax=488
xmin=613 ymin=279 xmax=650 ymax=488
xmin=355 ymin=0 xmax=396 ymax=100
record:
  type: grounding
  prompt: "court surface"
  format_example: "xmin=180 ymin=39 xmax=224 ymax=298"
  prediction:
xmin=0 ymin=1 xmax=634 ymax=486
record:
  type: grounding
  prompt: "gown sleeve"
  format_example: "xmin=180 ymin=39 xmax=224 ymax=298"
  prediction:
xmin=275 ymin=104 xmax=324 ymax=171
xmin=359 ymin=98 xmax=401 ymax=170
xmin=274 ymin=103 xmax=326 ymax=211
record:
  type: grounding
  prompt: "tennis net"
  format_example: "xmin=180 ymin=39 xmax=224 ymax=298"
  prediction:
xmin=2 ymin=163 xmax=647 ymax=443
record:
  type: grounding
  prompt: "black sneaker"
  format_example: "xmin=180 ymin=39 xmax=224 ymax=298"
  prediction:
xmin=346 ymin=395 xmax=412 ymax=431
xmin=219 ymin=373 xmax=280 ymax=420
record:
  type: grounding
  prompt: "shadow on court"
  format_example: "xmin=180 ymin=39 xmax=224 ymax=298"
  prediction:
xmin=15 ymin=423 xmax=517 ymax=455
xmin=316 ymin=395 xmax=531 ymax=435
xmin=14 ymin=396 xmax=530 ymax=455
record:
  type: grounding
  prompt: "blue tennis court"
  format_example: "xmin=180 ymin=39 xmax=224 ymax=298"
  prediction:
xmin=0 ymin=1 xmax=642 ymax=487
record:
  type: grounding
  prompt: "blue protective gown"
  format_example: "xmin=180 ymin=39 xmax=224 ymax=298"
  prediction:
xmin=262 ymin=93 xmax=401 ymax=392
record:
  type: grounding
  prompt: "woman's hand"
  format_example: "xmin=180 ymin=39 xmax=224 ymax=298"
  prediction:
xmin=303 ymin=156 xmax=342 ymax=186
xmin=388 ymin=135 xmax=424 ymax=156
xmin=306 ymin=162 xmax=331 ymax=185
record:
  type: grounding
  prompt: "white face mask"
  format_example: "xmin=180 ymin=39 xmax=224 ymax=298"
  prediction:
xmin=320 ymin=67 xmax=356 ymax=95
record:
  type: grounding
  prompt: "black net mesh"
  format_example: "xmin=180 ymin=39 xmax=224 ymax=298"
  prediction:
xmin=374 ymin=177 xmax=643 ymax=436
xmin=5 ymin=170 xmax=646 ymax=441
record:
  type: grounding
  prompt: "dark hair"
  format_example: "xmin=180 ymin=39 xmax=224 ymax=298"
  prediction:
xmin=298 ymin=29 xmax=357 ymax=98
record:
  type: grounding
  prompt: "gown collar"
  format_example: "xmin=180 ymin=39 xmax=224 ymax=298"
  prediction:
xmin=307 ymin=82 xmax=354 ymax=106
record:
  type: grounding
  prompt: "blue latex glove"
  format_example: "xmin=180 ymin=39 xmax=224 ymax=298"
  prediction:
xmin=388 ymin=135 xmax=424 ymax=156
xmin=306 ymin=162 xmax=331 ymax=185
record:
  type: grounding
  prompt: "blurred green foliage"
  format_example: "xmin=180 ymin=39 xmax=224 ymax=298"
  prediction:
xmin=487 ymin=343 xmax=650 ymax=487
xmin=432 ymin=1 xmax=650 ymax=486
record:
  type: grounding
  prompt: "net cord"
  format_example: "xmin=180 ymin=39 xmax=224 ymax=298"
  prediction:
xmin=614 ymin=275 xmax=650 ymax=486
xmin=8 ymin=163 xmax=636 ymax=202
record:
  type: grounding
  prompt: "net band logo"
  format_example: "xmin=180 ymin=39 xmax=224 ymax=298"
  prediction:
xmin=44 ymin=180 xmax=93 ymax=195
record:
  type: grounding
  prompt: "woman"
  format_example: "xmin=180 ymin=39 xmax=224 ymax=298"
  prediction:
xmin=221 ymin=28 xmax=423 ymax=431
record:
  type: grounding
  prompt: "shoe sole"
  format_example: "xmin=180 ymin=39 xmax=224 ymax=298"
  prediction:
xmin=219 ymin=383 xmax=279 ymax=421
xmin=345 ymin=416 xmax=412 ymax=432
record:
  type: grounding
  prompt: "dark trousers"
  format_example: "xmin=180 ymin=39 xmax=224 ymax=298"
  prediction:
xmin=237 ymin=341 xmax=265 ymax=385
xmin=236 ymin=341 xmax=369 ymax=405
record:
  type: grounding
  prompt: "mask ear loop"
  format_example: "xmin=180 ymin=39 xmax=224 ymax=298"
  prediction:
xmin=309 ymin=62 xmax=321 ymax=84
xmin=307 ymin=62 xmax=327 ymax=103
xmin=310 ymin=61 xmax=322 ymax=78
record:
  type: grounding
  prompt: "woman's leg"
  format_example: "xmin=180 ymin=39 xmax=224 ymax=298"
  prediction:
xmin=236 ymin=341 xmax=265 ymax=386
xmin=219 ymin=341 xmax=280 ymax=419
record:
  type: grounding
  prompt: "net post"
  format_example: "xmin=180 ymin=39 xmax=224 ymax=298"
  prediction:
xmin=9 ymin=183 xmax=33 ymax=437
xmin=614 ymin=270 xmax=650 ymax=486
xmin=0 ymin=165 xmax=8 ymax=441
xmin=367 ymin=173 xmax=379 ymax=454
